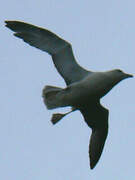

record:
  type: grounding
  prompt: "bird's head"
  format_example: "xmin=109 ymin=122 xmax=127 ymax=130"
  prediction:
xmin=112 ymin=69 xmax=133 ymax=79
xmin=105 ymin=69 xmax=133 ymax=86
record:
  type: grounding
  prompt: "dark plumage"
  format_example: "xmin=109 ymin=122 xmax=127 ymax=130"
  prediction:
xmin=5 ymin=20 xmax=133 ymax=169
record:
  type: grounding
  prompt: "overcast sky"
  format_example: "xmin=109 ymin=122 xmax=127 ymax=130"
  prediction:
xmin=1 ymin=0 xmax=135 ymax=179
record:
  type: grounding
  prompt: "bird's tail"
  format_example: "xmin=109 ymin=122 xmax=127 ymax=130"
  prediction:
xmin=42 ymin=85 xmax=65 ymax=109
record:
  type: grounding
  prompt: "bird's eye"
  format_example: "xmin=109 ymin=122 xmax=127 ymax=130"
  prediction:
xmin=116 ymin=69 xmax=122 ymax=73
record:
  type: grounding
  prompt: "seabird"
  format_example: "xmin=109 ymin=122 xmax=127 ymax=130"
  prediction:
xmin=5 ymin=21 xmax=133 ymax=169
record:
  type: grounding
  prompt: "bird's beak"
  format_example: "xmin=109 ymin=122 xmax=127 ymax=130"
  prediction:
xmin=125 ymin=73 xmax=134 ymax=78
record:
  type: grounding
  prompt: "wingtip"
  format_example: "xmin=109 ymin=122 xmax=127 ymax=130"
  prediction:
xmin=5 ymin=20 xmax=13 ymax=25
xmin=5 ymin=20 xmax=18 ymax=24
xmin=5 ymin=20 xmax=16 ymax=29
xmin=4 ymin=20 xmax=25 ymax=31
xmin=90 ymin=162 xmax=95 ymax=170
xmin=5 ymin=20 xmax=9 ymax=24
xmin=5 ymin=20 xmax=9 ymax=27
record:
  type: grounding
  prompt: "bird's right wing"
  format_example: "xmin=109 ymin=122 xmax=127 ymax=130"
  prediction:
xmin=5 ymin=21 xmax=90 ymax=85
xmin=89 ymin=125 xmax=108 ymax=169
xmin=80 ymin=103 xmax=109 ymax=169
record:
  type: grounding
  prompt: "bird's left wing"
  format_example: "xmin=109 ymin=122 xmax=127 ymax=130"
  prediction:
xmin=5 ymin=21 xmax=90 ymax=85
xmin=80 ymin=103 xmax=109 ymax=169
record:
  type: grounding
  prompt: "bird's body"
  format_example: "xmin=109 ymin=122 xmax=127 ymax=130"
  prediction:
xmin=43 ymin=70 xmax=130 ymax=109
xmin=5 ymin=20 xmax=133 ymax=169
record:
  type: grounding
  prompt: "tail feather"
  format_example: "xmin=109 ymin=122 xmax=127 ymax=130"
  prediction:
xmin=42 ymin=85 xmax=64 ymax=109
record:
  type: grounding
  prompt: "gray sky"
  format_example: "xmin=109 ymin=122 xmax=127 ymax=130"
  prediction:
xmin=1 ymin=0 xmax=135 ymax=179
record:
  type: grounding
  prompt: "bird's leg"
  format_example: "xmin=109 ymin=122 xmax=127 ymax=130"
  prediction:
xmin=51 ymin=107 xmax=76 ymax=125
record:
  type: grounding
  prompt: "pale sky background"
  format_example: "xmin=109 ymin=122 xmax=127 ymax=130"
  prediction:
xmin=0 ymin=0 xmax=135 ymax=180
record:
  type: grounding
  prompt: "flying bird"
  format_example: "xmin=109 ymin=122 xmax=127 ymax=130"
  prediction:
xmin=5 ymin=20 xmax=133 ymax=169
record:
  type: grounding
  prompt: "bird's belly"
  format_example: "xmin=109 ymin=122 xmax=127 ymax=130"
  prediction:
xmin=65 ymin=85 xmax=98 ymax=106
xmin=62 ymin=75 xmax=113 ymax=106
